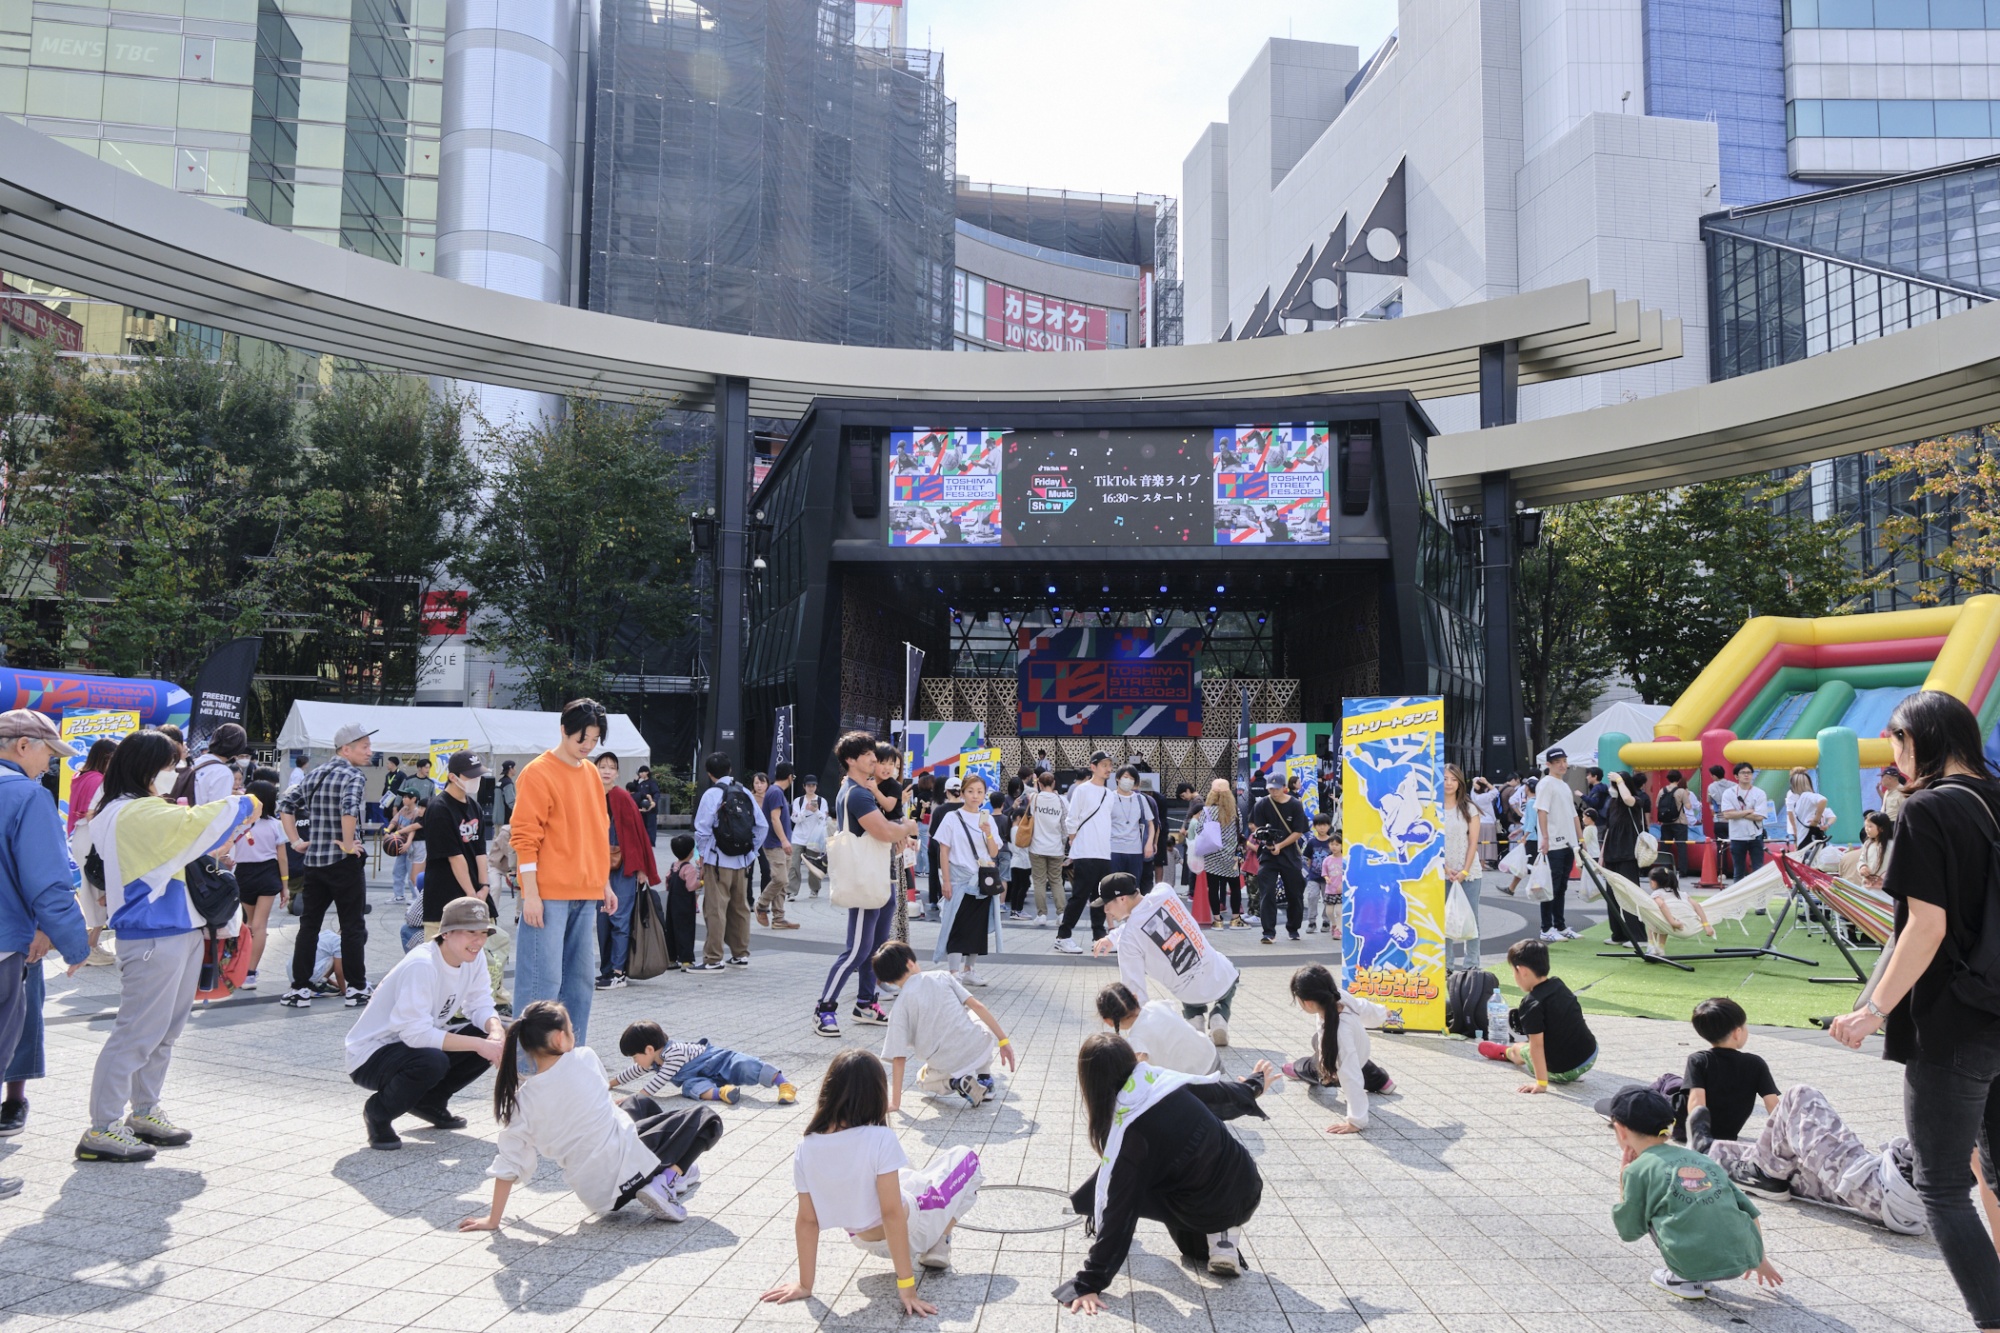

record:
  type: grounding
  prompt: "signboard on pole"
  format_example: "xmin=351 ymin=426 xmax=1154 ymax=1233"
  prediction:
xmin=956 ymin=746 xmax=1003 ymax=794
xmin=59 ymin=709 xmax=139 ymax=828
xmin=429 ymin=738 xmax=470 ymax=777
xmin=1286 ymin=754 xmax=1321 ymax=822
xmin=904 ymin=722 xmax=985 ymax=781
xmin=1339 ymin=695 xmax=1448 ymax=1032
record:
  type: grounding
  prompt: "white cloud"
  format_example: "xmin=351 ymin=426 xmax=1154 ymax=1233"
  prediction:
xmin=910 ymin=0 xmax=1399 ymax=199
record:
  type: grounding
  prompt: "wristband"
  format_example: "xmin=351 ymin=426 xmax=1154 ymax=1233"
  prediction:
xmin=1536 ymin=1080 xmax=1549 ymax=1088
xmin=896 ymin=1276 xmax=916 ymax=1290
xmin=998 ymin=1037 xmax=1011 ymax=1047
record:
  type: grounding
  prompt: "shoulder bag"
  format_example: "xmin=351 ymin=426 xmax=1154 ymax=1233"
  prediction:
xmin=826 ymin=780 xmax=892 ymax=910
xmin=1190 ymin=810 xmax=1225 ymax=859
xmin=1012 ymin=797 xmax=1035 ymax=848
xmin=956 ymin=810 xmax=1002 ymax=896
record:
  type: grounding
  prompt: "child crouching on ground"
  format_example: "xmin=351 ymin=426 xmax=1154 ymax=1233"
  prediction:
xmin=1285 ymin=963 xmax=1394 ymax=1133
xmin=871 ymin=941 xmax=1017 ymax=1109
xmin=1479 ymin=938 xmax=1599 ymax=1092
xmin=1095 ymin=982 xmax=1217 ymax=1075
xmin=611 ymin=1020 xmax=796 ymax=1105
xmin=761 ymin=1049 xmax=983 ymax=1319
xmin=461 ymin=1001 xmax=723 ymax=1230
xmin=1600 ymin=1084 xmax=1783 ymax=1301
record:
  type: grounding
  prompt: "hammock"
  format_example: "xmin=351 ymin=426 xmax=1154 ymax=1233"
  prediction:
xmin=1774 ymin=855 xmax=1895 ymax=946
xmin=1583 ymin=857 xmax=1831 ymax=974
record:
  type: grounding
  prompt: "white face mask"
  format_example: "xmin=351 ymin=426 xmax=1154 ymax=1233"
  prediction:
xmin=1118 ymin=777 xmax=1136 ymax=792
xmin=153 ymin=768 xmax=178 ymax=797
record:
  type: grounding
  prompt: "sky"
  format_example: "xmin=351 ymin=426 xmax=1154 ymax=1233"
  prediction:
xmin=913 ymin=0 xmax=1400 ymax=200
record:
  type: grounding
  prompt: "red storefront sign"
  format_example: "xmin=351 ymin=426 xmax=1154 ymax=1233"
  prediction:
xmin=420 ymin=590 xmax=469 ymax=636
xmin=975 ymin=278 xmax=1112 ymax=352
xmin=0 ymin=281 xmax=83 ymax=353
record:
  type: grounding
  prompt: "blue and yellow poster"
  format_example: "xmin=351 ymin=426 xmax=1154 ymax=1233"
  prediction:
xmin=1339 ymin=696 xmax=1447 ymax=1031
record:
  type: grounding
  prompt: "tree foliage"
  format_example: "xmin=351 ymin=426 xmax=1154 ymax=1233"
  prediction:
xmin=456 ymin=395 xmax=698 ymax=711
xmin=1870 ymin=426 xmax=2000 ymax=604
xmin=1516 ymin=506 xmax=1621 ymax=753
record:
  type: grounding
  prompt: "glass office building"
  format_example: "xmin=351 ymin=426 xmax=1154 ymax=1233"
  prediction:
xmin=1644 ymin=0 xmax=1814 ymax=207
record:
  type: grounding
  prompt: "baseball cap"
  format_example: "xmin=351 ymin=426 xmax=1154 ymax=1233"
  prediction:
xmin=1088 ymin=749 xmax=1113 ymax=767
xmin=1095 ymin=872 xmax=1142 ymax=906
xmin=1594 ymin=1086 xmax=1676 ymax=1136
xmin=333 ymin=722 xmax=377 ymax=750
xmin=0 ymin=709 xmax=75 ymax=755
xmin=1544 ymin=747 xmax=1567 ymax=763
xmin=944 ymin=775 xmax=963 ymax=792
xmin=437 ymin=897 xmax=495 ymax=935
xmin=447 ymin=751 xmax=485 ymax=780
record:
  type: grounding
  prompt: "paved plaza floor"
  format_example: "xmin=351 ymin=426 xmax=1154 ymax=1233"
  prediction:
xmin=0 ymin=870 xmax=1973 ymax=1333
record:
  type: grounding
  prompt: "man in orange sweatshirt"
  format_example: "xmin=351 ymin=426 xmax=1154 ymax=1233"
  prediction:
xmin=507 ymin=698 xmax=615 ymax=1043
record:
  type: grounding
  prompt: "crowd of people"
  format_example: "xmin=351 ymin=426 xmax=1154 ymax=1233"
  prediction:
xmin=5 ymin=694 xmax=2000 ymax=1327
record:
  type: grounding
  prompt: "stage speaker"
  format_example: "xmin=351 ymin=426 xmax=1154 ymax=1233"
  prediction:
xmin=1339 ymin=425 xmax=1375 ymax=516
xmin=848 ymin=427 xmax=880 ymax=518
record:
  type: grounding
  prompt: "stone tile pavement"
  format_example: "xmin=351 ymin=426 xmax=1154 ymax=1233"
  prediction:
xmin=0 ymin=870 xmax=1973 ymax=1333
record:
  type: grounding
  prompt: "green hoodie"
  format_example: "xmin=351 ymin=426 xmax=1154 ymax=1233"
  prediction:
xmin=1613 ymin=1143 xmax=1764 ymax=1284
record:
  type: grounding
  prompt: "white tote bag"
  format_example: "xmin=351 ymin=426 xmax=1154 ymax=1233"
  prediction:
xmin=1523 ymin=856 xmax=1554 ymax=903
xmin=1497 ymin=843 xmax=1528 ymax=880
xmin=1444 ymin=881 xmax=1480 ymax=940
xmin=1634 ymin=831 xmax=1660 ymax=869
xmin=826 ymin=780 xmax=892 ymax=911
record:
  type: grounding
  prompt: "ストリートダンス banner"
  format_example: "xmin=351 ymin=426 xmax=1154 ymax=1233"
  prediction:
xmin=1339 ymin=696 xmax=1447 ymax=1032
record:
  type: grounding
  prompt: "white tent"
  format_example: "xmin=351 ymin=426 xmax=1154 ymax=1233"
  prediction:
xmin=276 ymin=701 xmax=651 ymax=781
xmin=1538 ymin=700 xmax=1669 ymax=770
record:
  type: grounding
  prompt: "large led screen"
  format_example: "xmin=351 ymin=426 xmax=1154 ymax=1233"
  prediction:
xmin=884 ymin=423 xmax=1331 ymax=547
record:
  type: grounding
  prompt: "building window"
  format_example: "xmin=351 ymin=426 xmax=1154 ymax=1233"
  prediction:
xmin=1787 ymin=0 xmax=2000 ymax=26
xmin=1789 ymin=98 xmax=2000 ymax=137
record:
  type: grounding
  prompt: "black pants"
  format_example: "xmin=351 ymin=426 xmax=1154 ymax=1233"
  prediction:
xmin=1295 ymin=1051 xmax=1392 ymax=1092
xmin=1258 ymin=855 xmax=1305 ymax=939
xmin=1905 ymin=1051 xmax=2000 ymax=1327
xmin=1659 ymin=822 xmax=1688 ymax=874
xmin=614 ymin=1095 xmax=724 ymax=1208
xmin=349 ymin=1023 xmax=492 ymax=1125
xmin=1006 ymin=866 xmax=1031 ymax=912
xmin=1207 ymin=873 xmax=1243 ymax=918
xmin=1538 ymin=847 xmax=1574 ymax=932
xmin=665 ymin=887 xmax=698 ymax=965
xmin=1602 ymin=857 xmax=1645 ymax=944
xmin=1058 ymin=858 xmax=1111 ymax=941
xmin=291 ymin=854 xmax=368 ymax=990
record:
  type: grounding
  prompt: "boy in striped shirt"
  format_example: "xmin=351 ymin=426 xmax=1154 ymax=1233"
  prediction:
xmin=611 ymin=1020 xmax=796 ymax=1106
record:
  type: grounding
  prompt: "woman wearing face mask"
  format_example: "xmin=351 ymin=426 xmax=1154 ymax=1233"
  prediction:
xmin=1106 ymin=766 xmax=1156 ymax=892
xmin=76 ymin=728 xmax=261 ymax=1164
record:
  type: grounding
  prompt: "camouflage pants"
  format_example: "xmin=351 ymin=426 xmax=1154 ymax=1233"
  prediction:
xmin=1709 ymin=1085 xmax=1888 ymax=1222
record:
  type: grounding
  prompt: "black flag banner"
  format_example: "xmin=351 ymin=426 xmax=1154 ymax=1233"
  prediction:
xmin=185 ymin=636 xmax=263 ymax=752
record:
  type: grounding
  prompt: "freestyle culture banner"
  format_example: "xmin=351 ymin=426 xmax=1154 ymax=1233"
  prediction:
xmin=904 ymin=722 xmax=987 ymax=781
xmin=185 ymin=636 xmax=263 ymax=753
xmin=1249 ymin=723 xmax=1306 ymax=783
xmin=885 ymin=423 xmax=1333 ymax=549
xmin=1017 ymin=627 xmax=1201 ymax=737
xmin=1339 ymin=695 xmax=1448 ymax=1032
xmin=59 ymin=709 xmax=139 ymax=828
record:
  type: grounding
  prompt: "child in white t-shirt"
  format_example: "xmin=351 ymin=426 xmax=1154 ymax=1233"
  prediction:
xmin=1284 ymin=963 xmax=1393 ymax=1134
xmin=761 ymin=1050 xmax=983 ymax=1320
xmin=1094 ymin=982 xmax=1218 ymax=1074
xmin=1091 ymin=873 xmax=1241 ymax=1046
xmin=870 ymin=941 xmax=1017 ymax=1109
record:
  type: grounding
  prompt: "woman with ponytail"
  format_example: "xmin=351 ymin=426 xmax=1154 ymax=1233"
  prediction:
xmin=461 ymin=1000 xmax=723 ymax=1232
xmin=1283 ymin=963 xmax=1394 ymax=1134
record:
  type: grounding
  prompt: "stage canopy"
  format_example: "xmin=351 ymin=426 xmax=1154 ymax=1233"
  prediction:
xmin=275 ymin=701 xmax=650 ymax=773
xmin=1538 ymin=700 xmax=1669 ymax=770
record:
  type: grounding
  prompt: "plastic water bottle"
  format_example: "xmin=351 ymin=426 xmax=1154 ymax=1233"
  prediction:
xmin=1486 ymin=992 xmax=1510 ymax=1045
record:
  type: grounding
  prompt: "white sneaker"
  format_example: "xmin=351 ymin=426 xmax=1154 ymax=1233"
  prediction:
xmin=672 ymin=1163 xmax=701 ymax=1197
xmin=919 ymin=1238 xmax=952 ymax=1270
xmin=1560 ymin=928 xmax=1581 ymax=940
xmin=1538 ymin=929 xmax=1561 ymax=943
xmin=1033 ymin=914 xmax=1047 ymax=924
xmin=1207 ymin=1231 xmax=1241 ymax=1276
xmin=634 ymin=1174 xmax=687 ymax=1221
xmin=960 ymin=969 xmax=989 ymax=987
xmin=1208 ymin=1014 xmax=1230 ymax=1048
xmin=1650 ymin=1268 xmax=1706 ymax=1300
xmin=1052 ymin=937 xmax=1084 ymax=954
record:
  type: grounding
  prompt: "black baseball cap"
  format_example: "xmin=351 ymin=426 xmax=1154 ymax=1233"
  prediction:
xmin=447 ymin=751 xmax=485 ymax=780
xmin=1544 ymin=747 xmax=1567 ymax=763
xmin=1095 ymin=872 xmax=1141 ymax=906
xmin=1595 ymin=1086 xmax=1676 ymax=1135
xmin=1088 ymin=749 xmax=1113 ymax=767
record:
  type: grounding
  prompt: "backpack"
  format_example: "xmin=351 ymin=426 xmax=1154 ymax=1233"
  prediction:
xmin=1445 ymin=968 xmax=1500 ymax=1039
xmin=711 ymin=780 xmax=759 ymax=858
xmin=168 ymin=756 xmax=244 ymax=930
xmin=1657 ymin=786 xmax=1682 ymax=825
xmin=1933 ymin=785 xmax=2000 ymax=1020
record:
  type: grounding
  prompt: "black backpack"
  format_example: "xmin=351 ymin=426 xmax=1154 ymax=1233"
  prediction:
xmin=1446 ymin=968 xmax=1500 ymax=1038
xmin=712 ymin=781 xmax=760 ymax=858
xmin=169 ymin=757 xmax=243 ymax=929
xmin=1935 ymin=785 xmax=2000 ymax=1020
xmin=1657 ymin=786 xmax=1682 ymax=825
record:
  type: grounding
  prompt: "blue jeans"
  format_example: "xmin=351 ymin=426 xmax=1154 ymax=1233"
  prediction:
xmin=1 ymin=956 xmax=37 ymax=1083
xmin=392 ymin=852 xmax=415 ymax=900
xmin=398 ymin=924 xmax=424 ymax=954
xmin=675 ymin=1045 xmax=783 ymax=1100
xmin=515 ymin=897 xmax=601 ymax=1045
xmin=599 ymin=871 xmax=638 ymax=979
xmin=1730 ymin=837 xmax=1765 ymax=881
xmin=1110 ymin=851 xmax=1148 ymax=890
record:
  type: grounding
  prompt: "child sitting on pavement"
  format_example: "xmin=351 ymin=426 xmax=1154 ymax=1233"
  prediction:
xmin=610 ymin=1020 xmax=797 ymax=1106
xmin=871 ymin=941 xmax=1017 ymax=1109
xmin=1284 ymin=963 xmax=1394 ymax=1134
xmin=1600 ymin=1084 xmax=1783 ymax=1301
xmin=1094 ymin=982 xmax=1217 ymax=1075
xmin=1687 ymin=998 xmax=1926 ymax=1235
xmin=1478 ymin=938 xmax=1599 ymax=1091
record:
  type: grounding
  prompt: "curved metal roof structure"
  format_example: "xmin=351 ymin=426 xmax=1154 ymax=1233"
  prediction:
xmin=0 ymin=116 xmax=1671 ymax=420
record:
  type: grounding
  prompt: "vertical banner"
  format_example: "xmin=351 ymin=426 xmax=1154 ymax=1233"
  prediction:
xmin=1339 ymin=695 xmax=1448 ymax=1032
xmin=957 ymin=746 xmax=1003 ymax=794
xmin=770 ymin=704 xmax=794 ymax=773
xmin=903 ymin=643 xmax=924 ymax=737
xmin=184 ymin=635 xmax=262 ymax=753
xmin=59 ymin=709 xmax=139 ymax=827
xmin=416 ymin=590 xmax=470 ymax=705
xmin=429 ymin=738 xmax=470 ymax=777
xmin=1286 ymin=754 xmax=1321 ymax=822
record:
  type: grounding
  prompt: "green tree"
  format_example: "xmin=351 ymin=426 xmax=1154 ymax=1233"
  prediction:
xmin=456 ymin=395 xmax=699 ymax=709
xmin=1516 ymin=505 xmax=1620 ymax=752
xmin=1870 ymin=426 xmax=2000 ymax=604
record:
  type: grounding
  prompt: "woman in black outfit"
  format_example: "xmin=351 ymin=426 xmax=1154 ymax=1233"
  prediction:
xmin=1599 ymin=770 xmax=1648 ymax=946
xmin=1831 ymin=691 xmax=2000 ymax=1330
xmin=1056 ymin=1034 xmax=1272 ymax=1313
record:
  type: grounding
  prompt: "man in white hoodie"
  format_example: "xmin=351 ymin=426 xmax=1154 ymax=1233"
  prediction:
xmin=345 ymin=897 xmax=505 ymax=1150
xmin=1091 ymin=872 xmax=1240 ymax=1047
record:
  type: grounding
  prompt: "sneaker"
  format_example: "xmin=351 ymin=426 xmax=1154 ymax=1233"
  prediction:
xmin=778 ymin=1082 xmax=798 ymax=1105
xmin=1728 ymin=1162 xmax=1794 ymax=1201
xmin=1052 ymin=937 xmax=1084 ymax=955
xmin=1288 ymin=933 xmax=1301 ymax=942
xmin=1650 ymin=1268 xmax=1708 ymax=1300
xmin=1476 ymin=1041 xmax=1509 ymax=1061
xmin=960 ymin=970 xmax=989 ymax=988
xmin=239 ymin=971 xmax=258 ymax=991
xmin=0 ymin=1176 xmax=20 ymax=1200
xmin=672 ymin=1163 xmax=702 ymax=1197
xmin=726 ymin=955 xmax=750 ymax=967
xmin=774 ymin=921 xmax=801 ymax=930
xmin=1260 ymin=936 xmax=1275 ymax=946
xmin=1559 ymin=928 xmax=1581 ymax=941
xmin=948 ymin=1075 xmax=986 ymax=1108
xmin=814 ymin=1008 xmax=842 ymax=1038
xmin=343 ymin=986 xmax=372 ymax=1007
xmin=696 ymin=961 xmax=726 ymax=971
xmin=1304 ymin=922 xmax=1317 ymax=934
xmin=125 ymin=1107 xmax=192 ymax=1146
xmin=365 ymin=1114 xmax=402 ymax=1151
xmin=0 ymin=1098 xmax=27 ymax=1137
xmin=1033 ymin=914 xmax=1047 ymax=924
xmin=84 ymin=945 xmax=116 ymax=967
xmin=853 ymin=1002 xmax=890 ymax=1026
xmin=278 ymin=987 xmax=313 ymax=1008
xmin=635 ymin=1174 xmax=688 ymax=1221
xmin=918 ymin=1237 xmax=952 ymax=1270
xmin=702 ymin=1085 xmax=740 ymax=1105
xmin=595 ymin=974 xmax=616 ymax=990
xmin=409 ymin=1104 xmax=468 ymax=1130
xmin=75 ymin=1123 xmax=156 ymax=1163
xmin=311 ymin=978 xmax=344 ymax=997
xmin=1209 ymin=1014 xmax=1230 ymax=1048
xmin=877 ymin=981 xmax=901 ymax=998
xmin=1231 ymin=916 xmax=1249 ymax=929
xmin=1538 ymin=929 xmax=1562 ymax=943
xmin=755 ymin=909 xmax=771 ymax=928
xmin=1207 ymin=1231 xmax=1242 ymax=1276
xmin=1280 ymin=1062 xmax=1297 ymax=1081
xmin=1378 ymin=1075 xmax=1397 ymax=1094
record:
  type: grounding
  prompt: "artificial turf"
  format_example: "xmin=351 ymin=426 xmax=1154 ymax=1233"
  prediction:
xmin=1493 ymin=913 xmax=1876 ymax=1030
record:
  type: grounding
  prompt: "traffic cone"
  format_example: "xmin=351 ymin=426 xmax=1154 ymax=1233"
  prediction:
xmin=1700 ymin=837 xmax=1719 ymax=888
